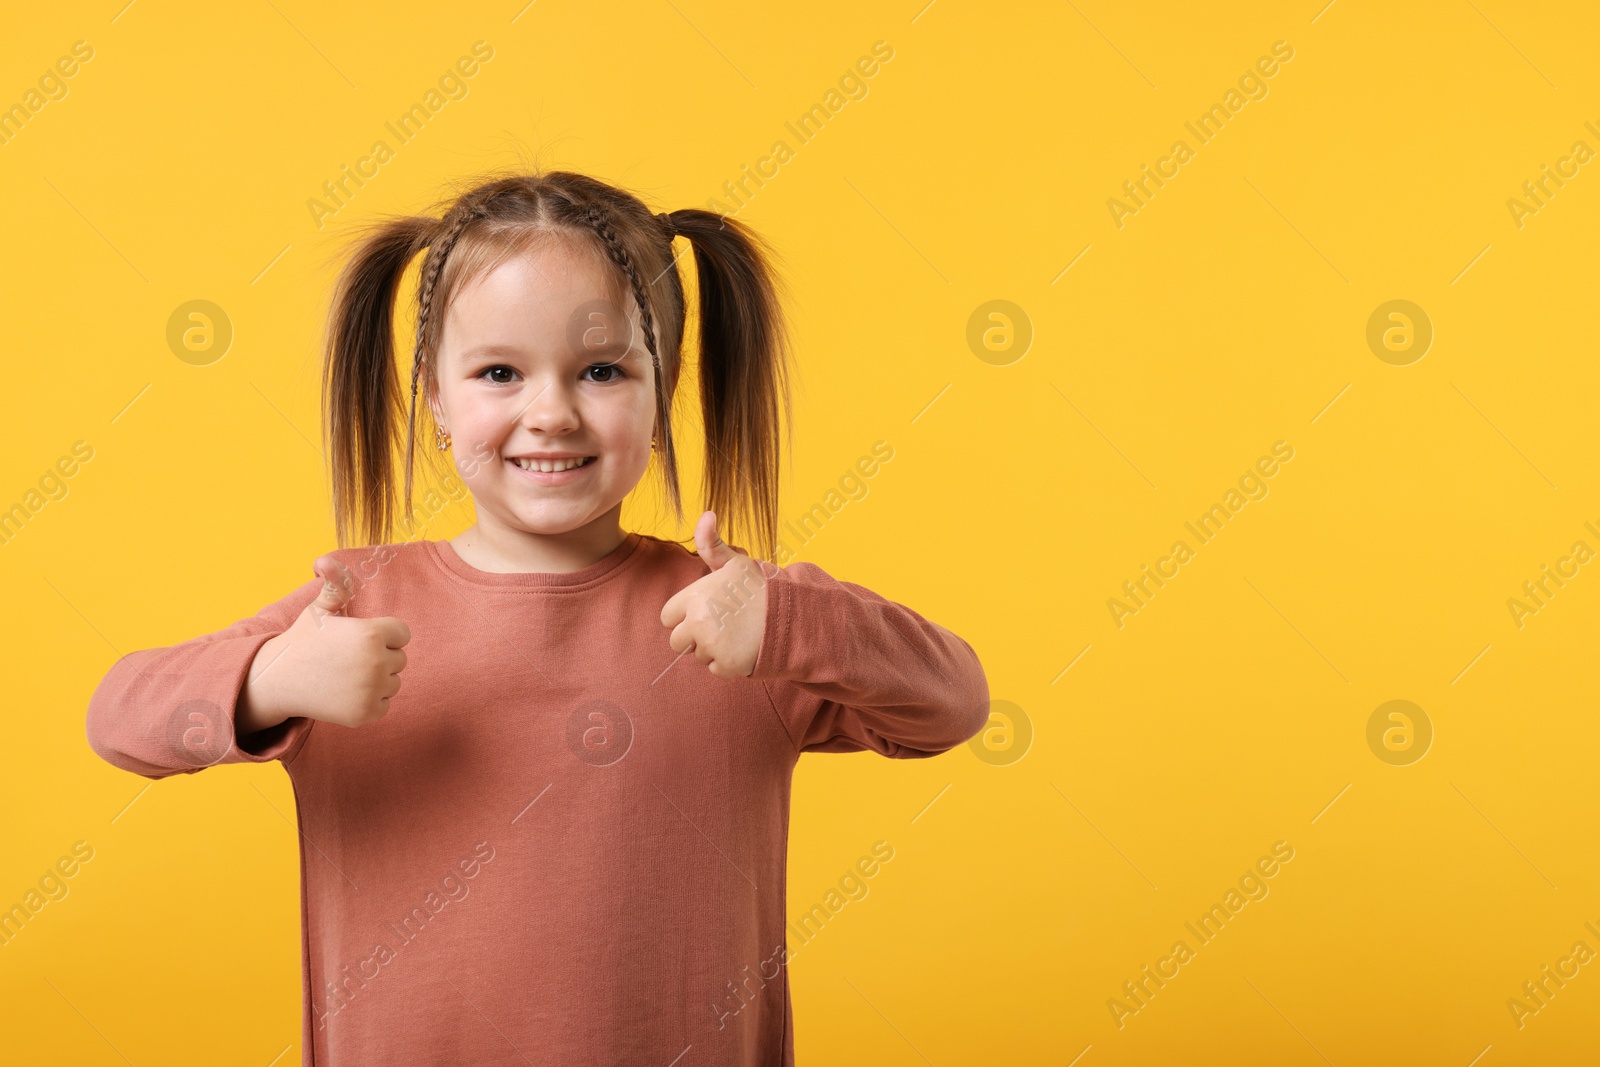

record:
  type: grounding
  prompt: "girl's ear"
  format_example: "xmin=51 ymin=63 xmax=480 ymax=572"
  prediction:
xmin=426 ymin=378 xmax=444 ymax=430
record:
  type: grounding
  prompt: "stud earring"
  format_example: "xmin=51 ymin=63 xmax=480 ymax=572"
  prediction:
xmin=435 ymin=428 xmax=452 ymax=451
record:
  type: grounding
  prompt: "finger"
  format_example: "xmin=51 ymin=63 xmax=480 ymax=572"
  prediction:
xmin=668 ymin=619 xmax=696 ymax=655
xmin=376 ymin=617 xmax=412 ymax=649
xmin=661 ymin=587 xmax=688 ymax=630
xmin=310 ymin=556 xmax=355 ymax=616
xmin=384 ymin=647 xmax=407 ymax=676
xmin=694 ymin=510 xmax=744 ymax=572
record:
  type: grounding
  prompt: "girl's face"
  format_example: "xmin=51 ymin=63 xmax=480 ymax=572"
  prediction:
xmin=429 ymin=235 xmax=656 ymax=541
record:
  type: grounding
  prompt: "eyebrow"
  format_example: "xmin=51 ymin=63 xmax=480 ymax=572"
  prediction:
xmin=458 ymin=342 xmax=642 ymax=362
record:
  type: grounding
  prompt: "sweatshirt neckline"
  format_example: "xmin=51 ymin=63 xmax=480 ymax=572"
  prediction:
xmin=427 ymin=531 xmax=644 ymax=590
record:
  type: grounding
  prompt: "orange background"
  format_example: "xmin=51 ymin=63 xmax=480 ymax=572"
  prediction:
xmin=4 ymin=1 xmax=1599 ymax=1063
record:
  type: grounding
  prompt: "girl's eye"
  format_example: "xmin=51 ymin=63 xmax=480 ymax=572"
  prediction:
xmin=585 ymin=363 xmax=625 ymax=383
xmin=475 ymin=364 xmax=624 ymax=385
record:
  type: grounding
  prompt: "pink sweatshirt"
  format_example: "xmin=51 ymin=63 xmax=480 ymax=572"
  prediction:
xmin=85 ymin=532 xmax=989 ymax=1065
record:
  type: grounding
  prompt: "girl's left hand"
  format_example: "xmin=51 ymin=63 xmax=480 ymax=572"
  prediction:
xmin=660 ymin=511 xmax=769 ymax=678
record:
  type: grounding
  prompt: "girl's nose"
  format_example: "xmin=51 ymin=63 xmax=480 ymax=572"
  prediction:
xmin=517 ymin=376 xmax=580 ymax=435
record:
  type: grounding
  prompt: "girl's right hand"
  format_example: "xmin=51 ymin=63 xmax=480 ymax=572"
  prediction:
xmin=238 ymin=556 xmax=411 ymax=734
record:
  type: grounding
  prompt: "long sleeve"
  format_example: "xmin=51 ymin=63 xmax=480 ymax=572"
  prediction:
xmin=85 ymin=574 xmax=326 ymax=779
xmin=749 ymin=559 xmax=990 ymax=757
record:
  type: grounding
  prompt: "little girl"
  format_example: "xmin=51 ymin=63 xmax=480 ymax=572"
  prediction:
xmin=86 ymin=170 xmax=990 ymax=1066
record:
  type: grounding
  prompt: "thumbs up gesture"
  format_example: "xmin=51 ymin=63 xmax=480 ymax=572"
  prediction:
xmin=238 ymin=555 xmax=412 ymax=734
xmin=660 ymin=511 xmax=769 ymax=679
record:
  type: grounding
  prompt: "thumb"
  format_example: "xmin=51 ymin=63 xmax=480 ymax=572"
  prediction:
xmin=694 ymin=510 xmax=744 ymax=571
xmin=309 ymin=555 xmax=355 ymax=617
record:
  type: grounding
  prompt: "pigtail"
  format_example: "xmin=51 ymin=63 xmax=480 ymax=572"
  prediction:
xmin=667 ymin=209 xmax=794 ymax=562
xmin=582 ymin=201 xmax=793 ymax=560
xmin=321 ymin=215 xmax=435 ymax=548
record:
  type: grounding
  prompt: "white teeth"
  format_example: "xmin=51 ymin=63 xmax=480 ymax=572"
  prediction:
xmin=512 ymin=456 xmax=592 ymax=473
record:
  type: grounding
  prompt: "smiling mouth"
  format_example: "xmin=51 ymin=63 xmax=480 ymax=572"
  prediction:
xmin=509 ymin=456 xmax=595 ymax=473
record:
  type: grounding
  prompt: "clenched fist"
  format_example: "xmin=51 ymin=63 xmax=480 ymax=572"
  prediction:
xmin=660 ymin=511 xmax=769 ymax=679
xmin=237 ymin=555 xmax=412 ymax=734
